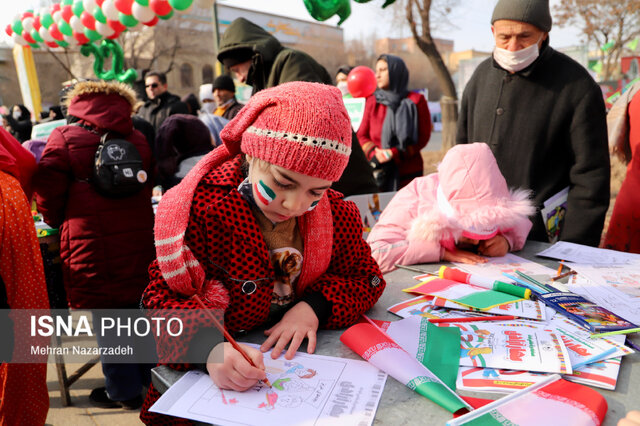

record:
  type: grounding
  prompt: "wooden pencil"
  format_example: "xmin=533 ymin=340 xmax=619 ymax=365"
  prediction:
xmin=551 ymin=270 xmax=577 ymax=281
xmin=193 ymin=294 xmax=272 ymax=387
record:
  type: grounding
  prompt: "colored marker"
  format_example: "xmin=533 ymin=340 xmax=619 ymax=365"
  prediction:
xmin=428 ymin=315 xmax=518 ymax=324
xmin=590 ymin=327 xmax=640 ymax=338
xmin=502 ymin=273 xmax=549 ymax=294
xmin=439 ymin=266 xmax=531 ymax=299
xmin=572 ymin=347 xmax=617 ymax=370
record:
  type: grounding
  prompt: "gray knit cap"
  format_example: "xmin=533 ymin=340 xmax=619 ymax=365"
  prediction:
xmin=491 ymin=0 xmax=552 ymax=32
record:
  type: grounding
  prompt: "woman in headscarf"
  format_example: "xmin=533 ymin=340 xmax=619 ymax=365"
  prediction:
xmin=3 ymin=104 xmax=33 ymax=143
xmin=357 ymin=54 xmax=431 ymax=191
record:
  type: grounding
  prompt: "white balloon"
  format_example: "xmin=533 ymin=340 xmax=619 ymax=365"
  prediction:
xmin=63 ymin=34 xmax=78 ymax=46
xmin=95 ymin=20 xmax=115 ymax=37
xmin=22 ymin=17 xmax=34 ymax=33
xmin=83 ymin=0 xmax=97 ymax=14
xmin=101 ymin=0 xmax=120 ymax=21
xmin=53 ymin=11 xmax=63 ymax=22
xmin=39 ymin=26 xmax=55 ymax=42
xmin=131 ymin=3 xmax=155 ymax=23
xmin=13 ymin=33 xmax=28 ymax=46
xmin=70 ymin=15 xmax=85 ymax=33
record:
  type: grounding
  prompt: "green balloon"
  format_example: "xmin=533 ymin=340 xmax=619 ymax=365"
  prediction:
xmin=134 ymin=0 xmax=149 ymax=5
xmin=57 ymin=40 xmax=69 ymax=47
xmin=29 ymin=42 xmax=40 ymax=48
xmin=11 ymin=20 xmax=23 ymax=35
xmin=158 ymin=10 xmax=174 ymax=20
xmin=41 ymin=14 xmax=54 ymax=29
xmin=84 ymin=28 xmax=102 ymax=41
xmin=119 ymin=13 xmax=138 ymax=27
xmin=59 ymin=21 xmax=73 ymax=36
xmin=302 ymin=0 xmax=351 ymax=24
xmin=94 ymin=8 xmax=107 ymax=24
xmin=31 ymin=29 xmax=44 ymax=43
xmin=72 ymin=1 xmax=85 ymax=17
xmin=168 ymin=0 xmax=193 ymax=11
xmin=62 ymin=0 xmax=74 ymax=5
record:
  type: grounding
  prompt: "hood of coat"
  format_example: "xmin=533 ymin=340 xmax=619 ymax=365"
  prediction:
xmin=65 ymin=80 xmax=140 ymax=135
xmin=218 ymin=18 xmax=283 ymax=65
xmin=410 ymin=143 xmax=535 ymax=244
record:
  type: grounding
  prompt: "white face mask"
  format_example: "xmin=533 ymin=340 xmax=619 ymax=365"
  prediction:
xmin=12 ymin=110 xmax=21 ymax=120
xmin=200 ymin=102 xmax=216 ymax=115
xmin=337 ymin=81 xmax=349 ymax=96
xmin=493 ymin=37 xmax=542 ymax=73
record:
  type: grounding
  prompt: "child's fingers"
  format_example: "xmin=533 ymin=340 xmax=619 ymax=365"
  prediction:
xmin=270 ymin=329 xmax=295 ymax=359
xmin=284 ymin=332 xmax=305 ymax=360
xmin=306 ymin=330 xmax=317 ymax=354
xmin=260 ymin=330 xmax=280 ymax=352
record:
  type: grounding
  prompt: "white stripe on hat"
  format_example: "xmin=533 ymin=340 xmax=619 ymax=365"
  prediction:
xmin=246 ymin=126 xmax=351 ymax=156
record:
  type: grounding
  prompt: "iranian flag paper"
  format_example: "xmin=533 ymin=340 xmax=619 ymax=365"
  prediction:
xmin=388 ymin=296 xmax=481 ymax=320
xmin=384 ymin=317 xmax=572 ymax=374
xmin=431 ymin=297 xmax=549 ymax=320
xmin=404 ymin=277 xmax=523 ymax=310
xmin=447 ymin=375 xmax=608 ymax=426
xmin=340 ymin=322 xmax=471 ymax=413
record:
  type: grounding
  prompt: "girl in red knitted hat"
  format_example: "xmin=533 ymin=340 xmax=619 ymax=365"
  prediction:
xmin=141 ymin=82 xmax=385 ymax=423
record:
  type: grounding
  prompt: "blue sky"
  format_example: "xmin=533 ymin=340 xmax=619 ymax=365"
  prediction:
xmin=1 ymin=0 xmax=584 ymax=52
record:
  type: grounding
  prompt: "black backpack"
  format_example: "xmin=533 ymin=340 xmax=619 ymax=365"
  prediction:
xmin=92 ymin=131 xmax=148 ymax=198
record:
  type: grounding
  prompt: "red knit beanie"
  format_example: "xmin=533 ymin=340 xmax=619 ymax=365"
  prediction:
xmin=220 ymin=82 xmax=352 ymax=182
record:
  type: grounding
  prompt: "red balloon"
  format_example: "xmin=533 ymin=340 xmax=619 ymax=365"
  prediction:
xmin=49 ymin=23 xmax=64 ymax=41
xmin=107 ymin=30 xmax=121 ymax=40
xmin=61 ymin=5 xmax=74 ymax=23
xmin=5 ymin=24 xmax=12 ymax=36
xmin=81 ymin=11 xmax=96 ymax=31
xmin=143 ymin=16 xmax=159 ymax=27
xmin=96 ymin=0 xmax=105 ymax=6
xmin=45 ymin=41 xmax=60 ymax=48
xmin=23 ymin=32 xmax=36 ymax=44
xmin=33 ymin=16 xmax=42 ymax=31
xmin=51 ymin=3 xmax=61 ymax=13
xmin=149 ymin=0 xmax=173 ymax=16
xmin=22 ymin=11 xmax=35 ymax=19
xmin=114 ymin=0 xmax=134 ymax=15
xmin=347 ymin=66 xmax=377 ymax=98
xmin=74 ymin=31 xmax=90 ymax=45
xmin=107 ymin=18 xmax=126 ymax=33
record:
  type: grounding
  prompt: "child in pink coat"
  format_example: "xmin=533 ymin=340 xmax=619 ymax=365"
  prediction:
xmin=367 ymin=143 xmax=534 ymax=273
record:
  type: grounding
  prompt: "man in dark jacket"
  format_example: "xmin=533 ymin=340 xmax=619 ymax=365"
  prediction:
xmin=217 ymin=17 xmax=378 ymax=197
xmin=136 ymin=71 xmax=189 ymax=131
xmin=199 ymin=75 xmax=243 ymax=120
xmin=457 ymin=0 xmax=610 ymax=247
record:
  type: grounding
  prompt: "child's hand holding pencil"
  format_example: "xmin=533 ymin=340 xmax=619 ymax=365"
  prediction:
xmin=206 ymin=342 xmax=268 ymax=391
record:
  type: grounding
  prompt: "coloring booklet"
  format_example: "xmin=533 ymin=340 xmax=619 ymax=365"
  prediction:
xmin=388 ymin=296 xmax=482 ymax=320
xmin=447 ymin=375 xmax=608 ymax=426
xmin=453 ymin=253 xmax=558 ymax=284
xmin=383 ymin=316 xmax=572 ymax=374
xmin=150 ymin=344 xmax=387 ymax=426
xmin=457 ymin=357 xmax=622 ymax=394
xmin=546 ymin=315 xmax=633 ymax=368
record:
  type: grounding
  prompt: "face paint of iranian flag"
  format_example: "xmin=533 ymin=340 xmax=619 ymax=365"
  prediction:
xmin=307 ymin=200 xmax=319 ymax=211
xmin=255 ymin=180 xmax=275 ymax=205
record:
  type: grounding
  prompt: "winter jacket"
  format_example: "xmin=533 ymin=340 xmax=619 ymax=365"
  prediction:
xmin=139 ymin=153 xmax=385 ymax=424
xmin=218 ymin=18 xmax=332 ymax=94
xmin=357 ymin=92 xmax=431 ymax=189
xmin=33 ymin=81 xmax=155 ymax=309
xmin=4 ymin=105 xmax=32 ymax=143
xmin=136 ymin=91 xmax=189 ymax=132
xmin=217 ymin=18 xmax=377 ymax=197
xmin=220 ymin=98 xmax=244 ymax=120
xmin=457 ymin=43 xmax=610 ymax=246
xmin=367 ymin=143 xmax=533 ymax=273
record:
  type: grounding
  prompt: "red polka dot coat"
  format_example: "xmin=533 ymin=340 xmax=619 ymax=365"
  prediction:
xmin=140 ymin=154 xmax=385 ymax=424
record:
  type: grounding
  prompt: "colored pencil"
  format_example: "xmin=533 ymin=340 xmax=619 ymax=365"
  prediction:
xmin=625 ymin=340 xmax=640 ymax=352
xmin=551 ymin=270 xmax=577 ymax=281
xmin=428 ymin=315 xmax=518 ymax=323
xmin=572 ymin=347 xmax=618 ymax=370
xmin=590 ymin=327 xmax=640 ymax=338
xmin=514 ymin=270 xmax=558 ymax=293
xmin=193 ymin=294 xmax=272 ymax=387
xmin=395 ymin=264 xmax=439 ymax=276
xmin=503 ymin=273 xmax=549 ymax=294
xmin=557 ymin=261 xmax=564 ymax=275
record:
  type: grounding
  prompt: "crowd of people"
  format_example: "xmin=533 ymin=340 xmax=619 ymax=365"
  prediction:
xmin=0 ymin=0 xmax=638 ymax=424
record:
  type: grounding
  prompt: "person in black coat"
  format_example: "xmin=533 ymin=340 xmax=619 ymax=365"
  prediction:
xmin=3 ymin=104 xmax=32 ymax=142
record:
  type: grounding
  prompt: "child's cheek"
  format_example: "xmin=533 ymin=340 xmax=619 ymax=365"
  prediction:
xmin=254 ymin=180 xmax=276 ymax=206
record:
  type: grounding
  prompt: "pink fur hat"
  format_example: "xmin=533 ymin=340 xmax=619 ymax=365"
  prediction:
xmin=220 ymin=81 xmax=352 ymax=182
xmin=409 ymin=143 xmax=535 ymax=246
